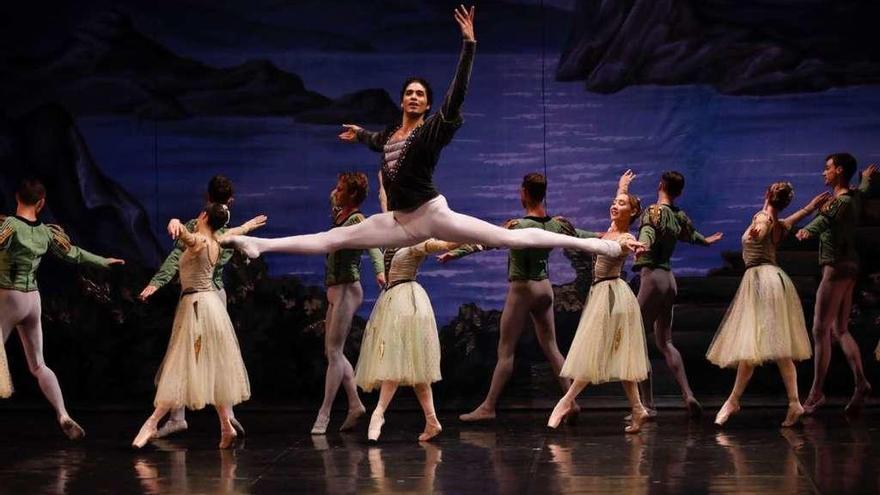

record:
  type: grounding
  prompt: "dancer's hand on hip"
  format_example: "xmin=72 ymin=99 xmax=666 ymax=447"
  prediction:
xmin=454 ymin=5 xmax=476 ymax=42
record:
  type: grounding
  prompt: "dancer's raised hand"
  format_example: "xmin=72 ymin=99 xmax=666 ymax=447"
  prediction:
xmin=704 ymin=232 xmax=724 ymax=245
xmin=863 ymin=164 xmax=878 ymax=180
xmin=806 ymin=191 xmax=832 ymax=211
xmin=454 ymin=5 xmax=476 ymax=42
xmin=167 ymin=218 xmax=184 ymax=239
xmin=618 ymin=169 xmax=636 ymax=193
xmin=139 ymin=285 xmax=158 ymax=301
xmin=338 ymin=124 xmax=363 ymax=143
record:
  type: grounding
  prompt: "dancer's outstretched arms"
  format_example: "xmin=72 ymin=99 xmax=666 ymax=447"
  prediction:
xmin=780 ymin=192 xmax=831 ymax=231
xmin=224 ymin=215 xmax=268 ymax=237
xmin=47 ymin=224 xmax=124 ymax=267
xmin=340 ymin=124 xmax=389 ymax=152
xmin=439 ymin=5 xmax=476 ymax=124
xmin=677 ymin=212 xmax=723 ymax=246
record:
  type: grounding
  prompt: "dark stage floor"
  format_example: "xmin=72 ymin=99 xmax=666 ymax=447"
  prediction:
xmin=1 ymin=405 xmax=879 ymax=494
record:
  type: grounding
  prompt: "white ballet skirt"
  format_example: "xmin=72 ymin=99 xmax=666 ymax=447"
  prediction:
xmin=706 ymin=213 xmax=811 ymax=368
xmin=561 ymin=233 xmax=650 ymax=383
xmin=355 ymin=240 xmax=446 ymax=392
xmin=0 ymin=343 xmax=11 ymax=398
xmin=153 ymin=235 xmax=250 ymax=409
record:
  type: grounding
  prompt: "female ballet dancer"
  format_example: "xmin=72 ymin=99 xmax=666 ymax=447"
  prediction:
xmin=220 ymin=6 xmax=640 ymax=263
xmin=132 ymin=204 xmax=266 ymax=449
xmin=354 ymin=179 xmax=454 ymax=442
xmin=708 ymin=182 xmax=829 ymax=427
xmin=1 ymin=178 xmax=124 ymax=439
xmin=547 ymin=170 xmax=652 ymax=434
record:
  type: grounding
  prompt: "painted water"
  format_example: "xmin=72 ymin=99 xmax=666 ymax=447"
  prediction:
xmin=79 ymin=53 xmax=880 ymax=322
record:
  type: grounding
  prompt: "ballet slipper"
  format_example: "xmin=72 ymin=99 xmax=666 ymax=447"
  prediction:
xmin=339 ymin=404 xmax=366 ymax=432
xmin=845 ymin=381 xmax=872 ymax=416
xmin=418 ymin=413 xmax=442 ymax=442
xmin=310 ymin=413 xmax=330 ymax=435
xmin=368 ymin=412 xmax=385 ymax=442
xmin=685 ymin=397 xmax=703 ymax=418
xmin=714 ymin=399 xmax=740 ymax=426
xmin=782 ymin=402 xmax=805 ymax=427
xmin=802 ymin=393 xmax=826 ymax=415
xmin=230 ymin=417 xmax=246 ymax=437
xmin=547 ymin=399 xmax=573 ymax=429
xmin=624 ymin=408 xmax=657 ymax=422
xmin=625 ymin=407 xmax=649 ymax=434
xmin=459 ymin=406 xmax=496 ymax=422
xmin=132 ymin=417 xmax=159 ymax=449
xmin=218 ymin=235 xmax=260 ymax=259
xmin=59 ymin=416 xmax=85 ymax=441
xmin=219 ymin=428 xmax=237 ymax=449
xmin=155 ymin=419 xmax=188 ymax=439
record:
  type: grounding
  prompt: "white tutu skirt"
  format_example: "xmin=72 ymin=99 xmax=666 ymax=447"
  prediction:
xmin=706 ymin=264 xmax=811 ymax=368
xmin=154 ymin=291 xmax=250 ymax=409
xmin=561 ymin=278 xmax=649 ymax=383
xmin=0 ymin=343 xmax=11 ymax=398
xmin=355 ymin=282 xmax=441 ymax=392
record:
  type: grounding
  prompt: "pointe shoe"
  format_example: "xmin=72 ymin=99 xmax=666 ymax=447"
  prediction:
xmin=624 ymin=408 xmax=657 ymax=422
xmin=310 ymin=413 xmax=330 ymax=435
xmin=547 ymin=399 xmax=573 ymax=429
xmin=218 ymin=235 xmax=260 ymax=259
xmin=685 ymin=397 xmax=703 ymax=418
xmin=782 ymin=403 xmax=805 ymax=427
xmin=714 ymin=400 xmax=740 ymax=426
xmin=132 ymin=418 xmax=159 ymax=449
xmin=219 ymin=428 xmax=237 ymax=449
xmin=418 ymin=414 xmax=442 ymax=442
xmin=59 ymin=417 xmax=85 ymax=441
xmin=368 ymin=413 xmax=385 ymax=442
xmin=459 ymin=406 xmax=496 ymax=422
xmin=802 ymin=393 xmax=826 ymax=415
xmin=230 ymin=417 xmax=246 ymax=437
xmin=339 ymin=404 xmax=366 ymax=432
xmin=155 ymin=419 xmax=188 ymax=439
xmin=625 ymin=407 xmax=649 ymax=434
xmin=845 ymin=382 xmax=872 ymax=416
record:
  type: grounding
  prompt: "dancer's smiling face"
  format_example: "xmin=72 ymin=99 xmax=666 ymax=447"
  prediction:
xmin=401 ymin=82 xmax=431 ymax=117
xmin=609 ymin=193 xmax=640 ymax=225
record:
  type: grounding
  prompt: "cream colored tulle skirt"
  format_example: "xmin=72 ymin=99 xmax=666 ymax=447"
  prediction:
xmin=706 ymin=264 xmax=811 ymax=368
xmin=355 ymin=282 xmax=441 ymax=392
xmin=561 ymin=278 xmax=649 ymax=383
xmin=154 ymin=291 xmax=250 ymax=409
xmin=0 ymin=343 xmax=11 ymax=398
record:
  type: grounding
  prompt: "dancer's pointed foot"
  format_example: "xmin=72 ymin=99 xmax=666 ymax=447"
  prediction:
xmin=230 ymin=417 xmax=246 ymax=437
xmin=459 ymin=405 xmax=496 ymax=422
xmin=625 ymin=407 xmax=649 ymax=434
xmin=714 ymin=399 xmax=740 ymax=426
xmin=155 ymin=419 xmax=188 ymax=439
xmin=547 ymin=398 xmax=574 ymax=429
xmin=310 ymin=413 xmax=330 ymax=435
xmin=339 ymin=404 xmax=366 ymax=432
xmin=782 ymin=402 xmax=805 ymax=427
xmin=685 ymin=397 xmax=703 ymax=418
xmin=368 ymin=412 xmax=385 ymax=442
xmin=802 ymin=392 xmax=826 ymax=415
xmin=418 ymin=413 xmax=442 ymax=442
xmin=132 ymin=418 xmax=159 ymax=449
xmin=219 ymin=428 xmax=237 ymax=449
xmin=218 ymin=235 xmax=261 ymax=259
xmin=845 ymin=381 xmax=872 ymax=416
xmin=624 ymin=408 xmax=657 ymax=422
xmin=59 ymin=416 xmax=85 ymax=441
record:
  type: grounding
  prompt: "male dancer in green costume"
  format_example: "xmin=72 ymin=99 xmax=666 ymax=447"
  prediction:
xmin=796 ymin=155 xmax=878 ymax=414
xmin=0 ymin=179 xmax=124 ymax=439
xmin=635 ymin=171 xmax=723 ymax=417
xmin=139 ymin=175 xmax=252 ymax=439
xmin=443 ymin=172 xmax=621 ymax=422
xmin=311 ymin=172 xmax=386 ymax=434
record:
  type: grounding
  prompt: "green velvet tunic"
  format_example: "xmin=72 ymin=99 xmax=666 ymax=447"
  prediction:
xmin=634 ymin=204 xmax=709 ymax=271
xmin=324 ymin=211 xmax=384 ymax=287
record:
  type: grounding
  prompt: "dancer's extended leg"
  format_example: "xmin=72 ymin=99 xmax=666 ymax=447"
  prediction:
xmin=715 ymin=363 xmax=753 ymax=426
xmin=548 ymin=379 xmax=588 ymax=428
xmin=312 ymin=283 xmax=365 ymax=434
xmin=459 ymin=283 xmax=530 ymax=422
xmin=530 ymin=281 xmax=572 ymax=394
xmin=777 ymin=359 xmax=804 ymax=427
xmin=414 ymin=384 xmax=442 ymax=442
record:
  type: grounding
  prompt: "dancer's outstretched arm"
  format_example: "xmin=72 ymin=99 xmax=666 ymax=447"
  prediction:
xmin=47 ymin=224 xmax=124 ymax=267
xmin=224 ymin=215 xmax=268 ymax=237
xmin=779 ymin=192 xmax=831 ymax=232
xmin=677 ymin=212 xmax=723 ymax=246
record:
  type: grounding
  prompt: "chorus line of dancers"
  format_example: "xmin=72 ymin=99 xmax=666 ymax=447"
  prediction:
xmin=1 ymin=5 xmax=878 ymax=448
